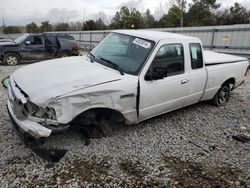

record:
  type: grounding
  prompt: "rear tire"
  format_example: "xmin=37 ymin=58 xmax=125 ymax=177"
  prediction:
xmin=3 ymin=53 xmax=20 ymax=66
xmin=212 ymin=84 xmax=230 ymax=106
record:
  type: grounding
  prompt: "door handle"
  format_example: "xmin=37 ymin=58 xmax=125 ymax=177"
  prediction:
xmin=181 ymin=79 xmax=189 ymax=84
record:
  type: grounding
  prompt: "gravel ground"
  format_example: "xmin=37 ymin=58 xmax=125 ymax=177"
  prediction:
xmin=0 ymin=64 xmax=249 ymax=187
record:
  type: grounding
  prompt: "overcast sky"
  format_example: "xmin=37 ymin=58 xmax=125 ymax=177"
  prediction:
xmin=1 ymin=0 xmax=250 ymax=26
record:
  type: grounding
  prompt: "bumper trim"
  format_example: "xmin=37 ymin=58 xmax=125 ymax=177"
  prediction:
xmin=7 ymin=107 xmax=45 ymax=147
xmin=7 ymin=100 xmax=52 ymax=138
xmin=8 ymin=107 xmax=68 ymax=163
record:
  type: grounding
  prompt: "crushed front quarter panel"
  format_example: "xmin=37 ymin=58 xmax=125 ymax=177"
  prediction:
xmin=47 ymin=76 xmax=139 ymax=125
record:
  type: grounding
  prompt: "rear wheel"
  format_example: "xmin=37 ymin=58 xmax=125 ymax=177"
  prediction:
xmin=212 ymin=84 xmax=230 ymax=106
xmin=3 ymin=53 xmax=20 ymax=66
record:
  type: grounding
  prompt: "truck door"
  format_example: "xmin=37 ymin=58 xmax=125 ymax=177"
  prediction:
xmin=20 ymin=35 xmax=46 ymax=61
xmin=44 ymin=34 xmax=58 ymax=59
xmin=184 ymin=43 xmax=207 ymax=106
xmin=139 ymin=42 xmax=190 ymax=121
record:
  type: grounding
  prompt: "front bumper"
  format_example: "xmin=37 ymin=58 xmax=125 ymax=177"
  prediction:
xmin=8 ymin=104 xmax=68 ymax=163
xmin=7 ymin=99 xmax=52 ymax=139
xmin=7 ymin=106 xmax=46 ymax=147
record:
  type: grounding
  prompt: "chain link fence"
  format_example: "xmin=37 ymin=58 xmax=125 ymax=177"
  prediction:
xmin=1 ymin=24 xmax=250 ymax=59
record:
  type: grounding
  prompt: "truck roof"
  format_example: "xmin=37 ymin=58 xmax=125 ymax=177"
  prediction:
xmin=114 ymin=30 xmax=198 ymax=42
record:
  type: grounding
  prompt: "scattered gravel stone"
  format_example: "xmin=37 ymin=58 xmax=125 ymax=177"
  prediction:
xmin=0 ymin=64 xmax=249 ymax=187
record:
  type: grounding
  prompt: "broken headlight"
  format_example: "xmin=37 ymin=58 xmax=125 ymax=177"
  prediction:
xmin=24 ymin=101 xmax=57 ymax=121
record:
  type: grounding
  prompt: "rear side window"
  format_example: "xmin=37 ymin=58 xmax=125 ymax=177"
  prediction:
xmin=189 ymin=43 xmax=203 ymax=69
xmin=152 ymin=43 xmax=184 ymax=77
xmin=26 ymin=35 xmax=43 ymax=45
xmin=57 ymin=34 xmax=75 ymax=40
xmin=45 ymin=35 xmax=58 ymax=47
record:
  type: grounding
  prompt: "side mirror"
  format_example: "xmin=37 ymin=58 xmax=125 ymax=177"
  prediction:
xmin=145 ymin=67 xmax=167 ymax=81
xmin=25 ymin=41 xmax=31 ymax=45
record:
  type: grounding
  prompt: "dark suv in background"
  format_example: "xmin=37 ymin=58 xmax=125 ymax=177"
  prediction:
xmin=0 ymin=33 xmax=80 ymax=65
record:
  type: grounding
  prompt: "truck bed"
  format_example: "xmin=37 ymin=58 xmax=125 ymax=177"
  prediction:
xmin=201 ymin=50 xmax=249 ymax=102
xmin=204 ymin=50 xmax=247 ymax=65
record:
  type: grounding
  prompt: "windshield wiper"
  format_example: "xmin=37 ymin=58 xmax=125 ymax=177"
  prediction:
xmin=100 ymin=57 xmax=124 ymax=75
xmin=87 ymin=52 xmax=95 ymax=63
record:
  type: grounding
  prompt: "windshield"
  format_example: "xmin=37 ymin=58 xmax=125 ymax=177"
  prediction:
xmin=14 ymin=34 xmax=29 ymax=44
xmin=91 ymin=33 xmax=155 ymax=75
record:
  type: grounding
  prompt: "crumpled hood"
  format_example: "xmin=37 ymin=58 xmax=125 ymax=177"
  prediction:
xmin=12 ymin=56 xmax=122 ymax=105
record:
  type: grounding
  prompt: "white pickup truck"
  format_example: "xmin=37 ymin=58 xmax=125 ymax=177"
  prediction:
xmin=7 ymin=30 xmax=249 ymax=144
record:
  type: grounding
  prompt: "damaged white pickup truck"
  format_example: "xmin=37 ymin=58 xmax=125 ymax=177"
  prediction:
xmin=7 ymin=30 xmax=249 ymax=146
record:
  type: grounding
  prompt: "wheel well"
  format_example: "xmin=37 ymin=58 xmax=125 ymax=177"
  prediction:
xmin=72 ymin=108 xmax=126 ymax=125
xmin=4 ymin=52 xmax=21 ymax=59
xmin=222 ymin=77 xmax=235 ymax=88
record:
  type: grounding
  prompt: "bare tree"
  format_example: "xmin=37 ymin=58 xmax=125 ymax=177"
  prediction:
xmin=154 ymin=2 xmax=166 ymax=20
xmin=94 ymin=12 xmax=109 ymax=25
xmin=155 ymin=0 xmax=186 ymax=26
xmin=176 ymin=0 xmax=187 ymax=27
xmin=168 ymin=0 xmax=187 ymax=27
xmin=69 ymin=22 xmax=83 ymax=31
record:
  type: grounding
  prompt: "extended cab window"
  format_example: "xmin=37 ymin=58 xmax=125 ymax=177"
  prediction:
xmin=45 ymin=35 xmax=59 ymax=48
xmin=26 ymin=36 xmax=43 ymax=45
xmin=152 ymin=44 xmax=184 ymax=77
xmin=190 ymin=43 xmax=203 ymax=69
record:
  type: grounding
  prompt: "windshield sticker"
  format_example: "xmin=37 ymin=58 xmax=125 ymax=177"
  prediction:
xmin=133 ymin=38 xmax=151 ymax=48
